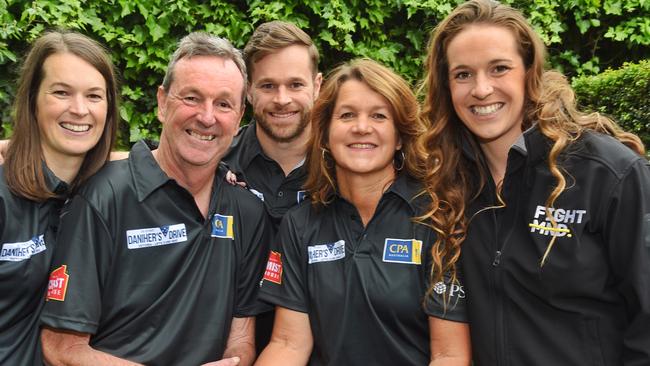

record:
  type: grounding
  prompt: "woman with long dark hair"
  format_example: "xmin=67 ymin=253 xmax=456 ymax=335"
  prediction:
xmin=0 ymin=30 xmax=118 ymax=365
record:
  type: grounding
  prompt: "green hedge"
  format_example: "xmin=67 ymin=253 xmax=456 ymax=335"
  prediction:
xmin=573 ymin=60 xmax=650 ymax=151
xmin=1 ymin=0 xmax=649 ymax=148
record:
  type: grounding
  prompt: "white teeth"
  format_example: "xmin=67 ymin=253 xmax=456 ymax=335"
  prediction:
xmin=349 ymin=143 xmax=375 ymax=149
xmin=60 ymin=123 xmax=90 ymax=132
xmin=270 ymin=112 xmax=296 ymax=118
xmin=189 ymin=130 xmax=215 ymax=141
xmin=472 ymin=103 xmax=503 ymax=115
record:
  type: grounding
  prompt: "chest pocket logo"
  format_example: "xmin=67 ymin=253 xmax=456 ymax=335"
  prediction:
xmin=308 ymin=240 xmax=345 ymax=264
xmin=212 ymin=214 xmax=234 ymax=239
xmin=382 ymin=238 xmax=422 ymax=265
xmin=0 ymin=234 xmax=46 ymax=261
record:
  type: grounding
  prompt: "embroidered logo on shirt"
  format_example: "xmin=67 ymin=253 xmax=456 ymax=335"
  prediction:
xmin=211 ymin=214 xmax=234 ymax=239
xmin=382 ymin=238 xmax=422 ymax=264
xmin=126 ymin=224 xmax=187 ymax=249
xmin=528 ymin=205 xmax=586 ymax=238
xmin=296 ymin=190 xmax=307 ymax=204
xmin=0 ymin=234 xmax=46 ymax=262
xmin=249 ymin=188 xmax=265 ymax=202
xmin=263 ymin=251 xmax=283 ymax=284
xmin=47 ymin=265 xmax=69 ymax=301
xmin=308 ymin=240 xmax=345 ymax=264
xmin=432 ymin=280 xmax=465 ymax=298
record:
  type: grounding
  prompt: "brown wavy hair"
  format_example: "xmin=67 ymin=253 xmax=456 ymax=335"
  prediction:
xmin=305 ymin=58 xmax=427 ymax=206
xmin=5 ymin=30 xmax=119 ymax=201
xmin=419 ymin=0 xmax=646 ymax=279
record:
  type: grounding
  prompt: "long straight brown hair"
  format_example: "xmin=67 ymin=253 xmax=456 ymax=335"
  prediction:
xmin=5 ymin=30 xmax=119 ymax=201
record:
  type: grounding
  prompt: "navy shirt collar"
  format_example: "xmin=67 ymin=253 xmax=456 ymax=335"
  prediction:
xmin=42 ymin=162 xmax=69 ymax=195
xmin=332 ymin=173 xmax=424 ymax=214
xmin=234 ymin=121 xmax=266 ymax=171
xmin=129 ymin=140 xmax=171 ymax=202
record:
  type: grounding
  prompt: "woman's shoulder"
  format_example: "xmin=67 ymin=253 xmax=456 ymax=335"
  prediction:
xmin=568 ymin=130 xmax=646 ymax=175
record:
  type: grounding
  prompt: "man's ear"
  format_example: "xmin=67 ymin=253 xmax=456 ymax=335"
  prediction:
xmin=246 ymin=85 xmax=253 ymax=105
xmin=156 ymin=86 xmax=167 ymax=123
xmin=313 ymin=72 xmax=323 ymax=99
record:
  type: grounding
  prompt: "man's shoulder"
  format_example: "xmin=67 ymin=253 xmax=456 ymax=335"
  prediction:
xmin=223 ymin=122 xmax=257 ymax=169
xmin=74 ymin=158 xmax=137 ymax=211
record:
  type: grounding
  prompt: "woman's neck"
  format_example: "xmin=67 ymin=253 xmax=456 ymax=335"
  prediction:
xmin=337 ymin=168 xmax=396 ymax=226
xmin=42 ymin=151 xmax=84 ymax=184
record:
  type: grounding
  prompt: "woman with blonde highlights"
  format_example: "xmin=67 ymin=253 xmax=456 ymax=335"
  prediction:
xmin=256 ymin=59 xmax=470 ymax=365
xmin=420 ymin=0 xmax=650 ymax=365
xmin=0 ymin=30 xmax=118 ymax=365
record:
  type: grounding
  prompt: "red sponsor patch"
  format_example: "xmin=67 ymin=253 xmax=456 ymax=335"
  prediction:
xmin=47 ymin=265 xmax=69 ymax=301
xmin=263 ymin=251 xmax=283 ymax=284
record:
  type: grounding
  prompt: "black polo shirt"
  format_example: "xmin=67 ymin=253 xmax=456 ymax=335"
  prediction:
xmin=223 ymin=122 xmax=308 ymax=229
xmin=41 ymin=141 xmax=272 ymax=366
xmin=0 ymin=165 xmax=66 ymax=366
xmin=259 ymin=174 xmax=467 ymax=366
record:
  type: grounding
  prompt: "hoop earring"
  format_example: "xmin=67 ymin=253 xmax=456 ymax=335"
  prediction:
xmin=394 ymin=150 xmax=405 ymax=171
xmin=321 ymin=147 xmax=334 ymax=170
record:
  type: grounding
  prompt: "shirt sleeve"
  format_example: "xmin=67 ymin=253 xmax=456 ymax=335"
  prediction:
xmin=233 ymin=200 xmax=274 ymax=317
xmin=424 ymin=266 xmax=469 ymax=323
xmin=259 ymin=211 xmax=309 ymax=313
xmin=40 ymin=194 xmax=113 ymax=334
xmin=602 ymin=158 xmax=650 ymax=365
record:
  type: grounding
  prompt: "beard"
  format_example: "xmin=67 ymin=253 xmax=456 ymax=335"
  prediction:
xmin=254 ymin=108 xmax=310 ymax=144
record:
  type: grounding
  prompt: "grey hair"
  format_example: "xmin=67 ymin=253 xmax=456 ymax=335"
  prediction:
xmin=161 ymin=32 xmax=247 ymax=105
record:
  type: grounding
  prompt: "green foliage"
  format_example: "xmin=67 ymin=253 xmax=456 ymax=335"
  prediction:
xmin=573 ymin=60 xmax=650 ymax=150
xmin=1 ymin=0 xmax=648 ymax=147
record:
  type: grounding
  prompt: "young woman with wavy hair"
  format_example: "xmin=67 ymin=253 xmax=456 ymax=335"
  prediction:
xmin=0 ymin=30 xmax=118 ymax=365
xmin=419 ymin=0 xmax=650 ymax=365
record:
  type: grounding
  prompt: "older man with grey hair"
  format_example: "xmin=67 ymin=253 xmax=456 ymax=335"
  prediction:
xmin=40 ymin=32 xmax=271 ymax=366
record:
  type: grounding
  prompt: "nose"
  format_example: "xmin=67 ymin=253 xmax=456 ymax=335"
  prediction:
xmin=69 ymin=94 xmax=89 ymax=116
xmin=471 ymin=73 xmax=494 ymax=100
xmin=196 ymin=102 xmax=217 ymax=126
xmin=351 ymin=114 xmax=372 ymax=134
xmin=273 ymin=85 xmax=291 ymax=106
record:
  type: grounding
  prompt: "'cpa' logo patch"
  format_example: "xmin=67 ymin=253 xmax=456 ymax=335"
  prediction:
xmin=47 ymin=265 xmax=69 ymax=301
xmin=263 ymin=251 xmax=283 ymax=284
xmin=211 ymin=214 xmax=234 ymax=239
xmin=0 ymin=234 xmax=46 ymax=262
xmin=382 ymin=238 xmax=422 ymax=265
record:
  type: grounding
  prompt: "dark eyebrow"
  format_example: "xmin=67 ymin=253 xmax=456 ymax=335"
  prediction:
xmin=450 ymin=58 xmax=515 ymax=72
xmin=48 ymin=82 xmax=106 ymax=93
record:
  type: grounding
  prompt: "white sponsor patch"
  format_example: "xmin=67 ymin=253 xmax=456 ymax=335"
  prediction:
xmin=0 ymin=234 xmax=46 ymax=262
xmin=308 ymin=240 xmax=345 ymax=264
xmin=126 ymin=224 xmax=187 ymax=249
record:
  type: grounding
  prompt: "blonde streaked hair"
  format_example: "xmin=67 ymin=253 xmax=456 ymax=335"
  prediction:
xmin=419 ymin=0 xmax=645 ymax=283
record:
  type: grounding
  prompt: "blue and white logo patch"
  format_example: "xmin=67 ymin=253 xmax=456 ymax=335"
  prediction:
xmin=308 ymin=240 xmax=345 ymax=264
xmin=382 ymin=238 xmax=422 ymax=265
xmin=0 ymin=234 xmax=46 ymax=261
xmin=126 ymin=224 xmax=187 ymax=249
xmin=211 ymin=214 xmax=234 ymax=239
xmin=296 ymin=190 xmax=307 ymax=204
xmin=249 ymin=188 xmax=265 ymax=202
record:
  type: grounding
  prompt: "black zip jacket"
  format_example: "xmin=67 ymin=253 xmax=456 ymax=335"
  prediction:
xmin=461 ymin=126 xmax=650 ymax=366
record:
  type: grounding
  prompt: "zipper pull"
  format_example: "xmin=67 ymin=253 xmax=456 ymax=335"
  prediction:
xmin=492 ymin=250 xmax=502 ymax=267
